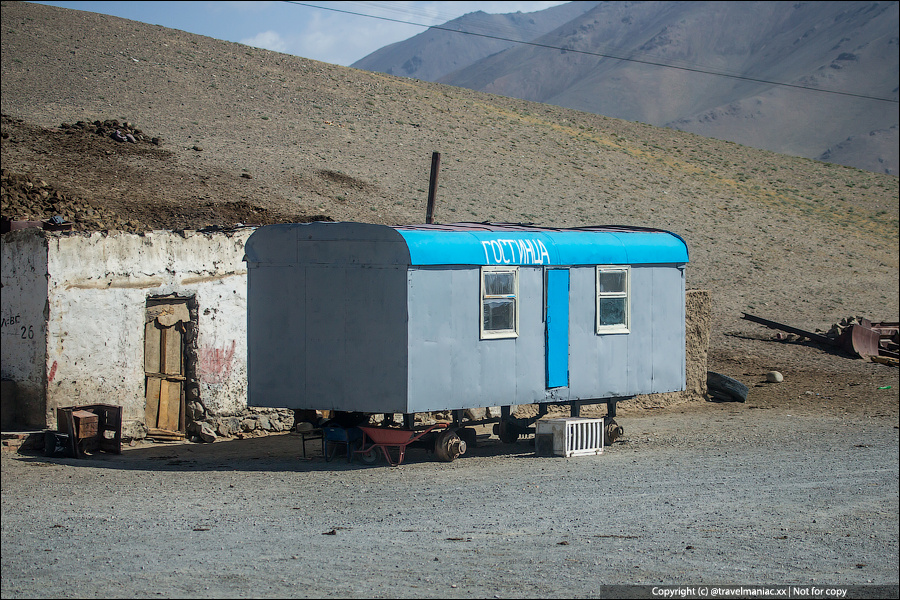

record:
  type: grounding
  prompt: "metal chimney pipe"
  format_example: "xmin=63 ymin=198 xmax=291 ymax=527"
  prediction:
xmin=425 ymin=152 xmax=441 ymax=224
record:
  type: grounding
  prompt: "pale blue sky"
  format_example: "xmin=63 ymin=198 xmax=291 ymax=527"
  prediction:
xmin=34 ymin=1 xmax=568 ymax=66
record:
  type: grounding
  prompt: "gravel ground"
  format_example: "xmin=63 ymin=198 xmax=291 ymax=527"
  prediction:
xmin=2 ymin=398 xmax=897 ymax=599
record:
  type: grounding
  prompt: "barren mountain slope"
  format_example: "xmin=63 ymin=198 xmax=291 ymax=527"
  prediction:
xmin=2 ymin=1 xmax=898 ymax=351
xmin=359 ymin=1 xmax=899 ymax=174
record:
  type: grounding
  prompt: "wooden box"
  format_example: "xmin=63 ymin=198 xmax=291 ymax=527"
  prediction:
xmin=72 ymin=410 xmax=98 ymax=439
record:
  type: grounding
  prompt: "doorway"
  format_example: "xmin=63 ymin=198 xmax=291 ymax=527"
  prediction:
xmin=144 ymin=297 xmax=192 ymax=436
xmin=545 ymin=269 xmax=570 ymax=388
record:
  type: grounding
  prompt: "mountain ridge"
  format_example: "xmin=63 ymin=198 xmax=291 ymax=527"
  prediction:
xmin=353 ymin=1 xmax=899 ymax=175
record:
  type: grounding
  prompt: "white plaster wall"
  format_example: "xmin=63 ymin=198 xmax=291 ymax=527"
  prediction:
xmin=45 ymin=229 xmax=252 ymax=431
xmin=0 ymin=230 xmax=49 ymax=428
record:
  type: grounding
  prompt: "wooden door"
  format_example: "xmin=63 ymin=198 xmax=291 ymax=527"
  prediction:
xmin=144 ymin=300 xmax=189 ymax=435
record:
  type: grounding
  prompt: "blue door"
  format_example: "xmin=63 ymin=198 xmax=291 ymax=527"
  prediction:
xmin=545 ymin=269 xmax=570 ymax=388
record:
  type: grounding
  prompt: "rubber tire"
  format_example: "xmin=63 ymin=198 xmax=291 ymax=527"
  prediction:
xmin=434 ymin=430 xmax=465 ymax=462
xmin=498 ymin=420 xmax=519 ymax=444
xmin=359 ymin=447 xmax=379 ymax=464
xmin=457 ymin=427 xmax=477 ymax=449
xmin=707 ymin=371 xmax=749 ymax=403
xmin=604 ymin=419 xmax=624 ymax=445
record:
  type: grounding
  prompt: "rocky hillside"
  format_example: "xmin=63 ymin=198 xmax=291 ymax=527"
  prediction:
xmin=353 ymin=1 xmax=899 ymax=175
xmin=1 ymin=1 xmax=897 ymax=347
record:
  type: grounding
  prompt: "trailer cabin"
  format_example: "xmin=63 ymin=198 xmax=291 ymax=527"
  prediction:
xmin=245 ymin=221 xmax=689 ymax=439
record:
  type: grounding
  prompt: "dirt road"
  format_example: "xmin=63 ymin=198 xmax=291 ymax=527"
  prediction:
xmin=2 ymin=390 xmax=897 ymax=599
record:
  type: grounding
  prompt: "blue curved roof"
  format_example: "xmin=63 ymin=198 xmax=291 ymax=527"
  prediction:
xmin=394 ymin=223 xmax=688 ymax=266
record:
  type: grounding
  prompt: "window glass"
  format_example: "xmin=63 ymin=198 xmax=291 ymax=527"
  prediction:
xmin=598 ymin=270 xmax=626 ymax=294
xmin=484 ymin=271 xmax=515 ymax=296
xmin=596 ymin=266 xmax=629 ymax=333
xmin=481 ymin=267 xmax=518 ymax=338
xmin=483 ymin=299 xmax=515 ymax=332
xmin=598 ymin=297 xmax=626 ymax=327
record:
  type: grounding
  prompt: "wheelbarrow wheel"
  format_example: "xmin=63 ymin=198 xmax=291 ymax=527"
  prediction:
xmin=359 ymin=447 xmax=379 ymax=464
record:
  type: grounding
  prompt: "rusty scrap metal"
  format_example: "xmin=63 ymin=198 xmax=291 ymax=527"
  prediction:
xmin=838 ymin=320 xmax=898 ymax=360
xmin=741 ymin=313 xmax=899 ymax=362
xmin=741 ymin=313 xmax=834 ymax=345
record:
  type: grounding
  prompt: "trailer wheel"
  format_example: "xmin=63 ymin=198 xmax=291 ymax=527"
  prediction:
xmin=456 ymin=427 xmax=477 ymax=449
xmin=434 ymin=430 xmax=466 ymax=462
xmin=605 ymin=419 xmax=624 ymax=445
xmin=707 ymin=371 xmax=749 ymax=403
xmin=497 ymin=420 xmax=519 ymax=444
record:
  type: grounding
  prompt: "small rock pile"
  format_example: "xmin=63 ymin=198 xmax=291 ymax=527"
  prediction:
xmin=59 ymin=119 xmax=161 ymax=145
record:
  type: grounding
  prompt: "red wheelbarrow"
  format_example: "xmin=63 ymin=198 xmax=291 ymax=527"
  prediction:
xmin=353 ymin=423 xmax=466 ymax=466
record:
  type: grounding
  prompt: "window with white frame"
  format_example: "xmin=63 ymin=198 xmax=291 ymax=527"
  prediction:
xmin=481 ymin=266 xmax=518 ymax=339
xmin=596 ymin=266 xmax=630 ymax=334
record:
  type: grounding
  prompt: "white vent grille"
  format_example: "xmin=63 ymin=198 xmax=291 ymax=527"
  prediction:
xmin=535 ymin=417 xmax=604 ymax=457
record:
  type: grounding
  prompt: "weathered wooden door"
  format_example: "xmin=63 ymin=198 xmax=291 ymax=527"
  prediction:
xmin=144 ymin=299 xmax=189 ymax=434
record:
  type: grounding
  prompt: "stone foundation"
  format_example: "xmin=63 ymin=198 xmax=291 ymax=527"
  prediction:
xmin=185 ymin=407 xmax=295 ymax=442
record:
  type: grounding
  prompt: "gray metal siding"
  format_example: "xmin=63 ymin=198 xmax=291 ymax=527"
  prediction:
xmin=406 ymin=267 xmax=476 ymax=412
xmin=304 ymin=264 xmax=408 ymax=411
xmin=246 ymin=223 xmax=410 ymax=412
xmin=406 ymin=267 xmax=549 ymax=412
xmin=406 ymin=264 xmax=685 ymax=411
xmin=249 ymin=263 xmax=408 ymax=411
xmin=406 ymin=268 xmax=474 ymax=411
xmin=513 ymin=268 xmax=551 ymax=404
xmin=568 ymin=265 xmax=685 ymax=399
xmin=648 ymin=266 xmax=687 ymax=392
xmin=247 ymin=222 xmax=686 ymax=413
xmin=247 ymin=265 xmax=306 ymax=406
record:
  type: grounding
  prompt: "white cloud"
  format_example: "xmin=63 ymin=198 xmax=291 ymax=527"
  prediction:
xmin=240 ymin=30 xmax=288 ymax=53
xmin=240 ymin=1 xmax=570 ymax=65
xmin=281 ymin=10 xmax=423 ymax=66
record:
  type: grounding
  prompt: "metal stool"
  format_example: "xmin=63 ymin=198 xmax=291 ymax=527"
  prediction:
xmin=296 ymin=425 xmax=324 ymax=459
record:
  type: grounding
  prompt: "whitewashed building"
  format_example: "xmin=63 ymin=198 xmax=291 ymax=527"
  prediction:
xmin=1 ymin=227 xmax=255 ymax=437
